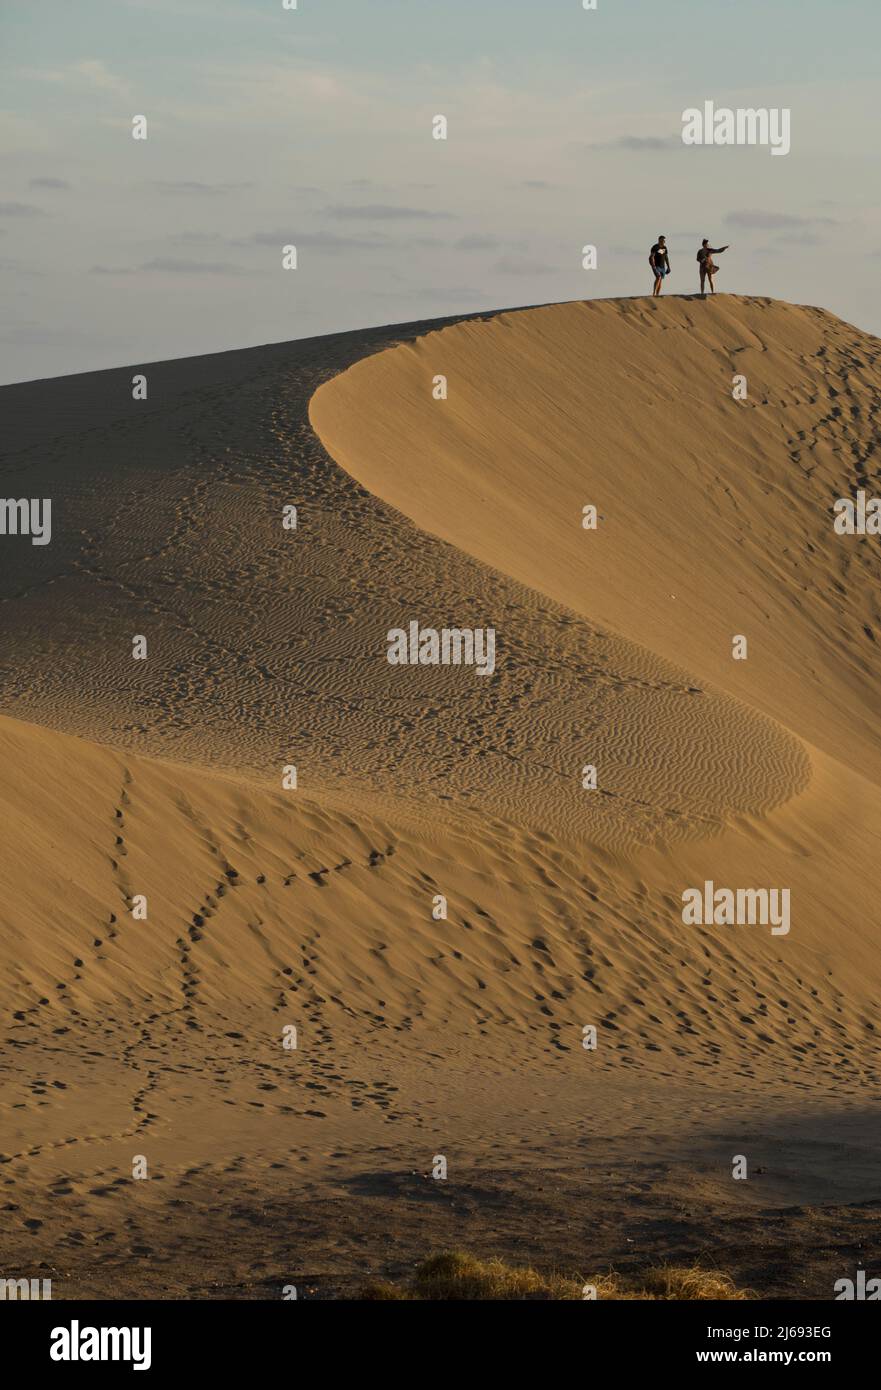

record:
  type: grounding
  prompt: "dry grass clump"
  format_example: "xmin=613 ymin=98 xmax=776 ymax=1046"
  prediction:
xmin=593 ymin=1266 xmax=751 ymax=1301
xmin=361 ymin=1251 xmax=751 ymax=1301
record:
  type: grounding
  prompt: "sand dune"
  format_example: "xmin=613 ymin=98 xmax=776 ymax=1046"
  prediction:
xmin=311 ymin=295 xmax=881 ymax=782
xmin=1 ymin=304 xmax=815 ymax=849
xmin=1 ymin=295 xmax=880 ymax=1297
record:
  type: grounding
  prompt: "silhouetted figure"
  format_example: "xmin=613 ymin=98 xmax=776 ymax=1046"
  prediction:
xmin=697 ymin=239 xmax=730 ymax=295
xmin=649 ymin=235 xmax=671 ymax=297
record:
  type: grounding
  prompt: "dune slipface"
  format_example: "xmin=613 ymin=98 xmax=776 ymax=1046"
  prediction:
xmin=1 ymin=296 xmax=880 ymax=1298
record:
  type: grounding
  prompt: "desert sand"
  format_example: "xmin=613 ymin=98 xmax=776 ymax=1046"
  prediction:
xmin=1 ymin=294 xmax=880 ymax=1298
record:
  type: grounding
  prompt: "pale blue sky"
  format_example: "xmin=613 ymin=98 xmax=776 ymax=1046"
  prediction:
xmin=2 ymin=0 xmax=879 ymax=381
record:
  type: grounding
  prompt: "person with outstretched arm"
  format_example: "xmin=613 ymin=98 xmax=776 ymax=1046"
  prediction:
xmin=649 ymin=235 xmax=671 ymax=297
xmin=697 ymin=239 xmax=730 ymax=295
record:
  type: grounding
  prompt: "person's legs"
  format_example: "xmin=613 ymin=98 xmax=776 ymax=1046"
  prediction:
xmin=707 ymin=268 xmax=716 ymax=294
xmin=699 ymin=266 xmax=707 ymax=296
xmin=653 ymin=271 xmax=662 ymax=297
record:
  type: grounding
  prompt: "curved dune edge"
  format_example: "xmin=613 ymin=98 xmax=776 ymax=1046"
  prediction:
xmin=302 ymin=299 xmax=835 ymax=848
xmin=0 ymin=302 xmax=813 ymax=853
xmin=304 ymin=290 xmax=881 ymax=1040
xmin=309 ymin=295 xmax=881 ymax=791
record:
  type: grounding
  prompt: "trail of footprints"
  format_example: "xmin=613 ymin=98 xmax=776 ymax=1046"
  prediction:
xmin=6 ymin=735 xmax=878 ymax=1255
xmin=12 ymin=760 xmax=879 ymax=1149
xmin=115 ymin=776 xmax=410 ymax=1126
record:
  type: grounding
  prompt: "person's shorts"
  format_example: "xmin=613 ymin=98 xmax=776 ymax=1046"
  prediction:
xmin=653 ymin=264 xmax=668 ymax=278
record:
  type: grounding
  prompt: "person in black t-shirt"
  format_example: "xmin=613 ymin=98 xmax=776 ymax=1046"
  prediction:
xmin=649 ymin=235 xmax=671 ymax=297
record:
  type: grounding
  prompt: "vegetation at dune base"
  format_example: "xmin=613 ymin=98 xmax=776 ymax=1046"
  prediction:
xmin=361 ymin=1251 xmax=752 ymax=1301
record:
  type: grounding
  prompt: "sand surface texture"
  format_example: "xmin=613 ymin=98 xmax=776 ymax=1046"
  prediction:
xmin=1 ymin=295 xmax=879 ymax=1297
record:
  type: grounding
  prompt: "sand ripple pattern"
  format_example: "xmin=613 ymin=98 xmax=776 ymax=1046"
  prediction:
xmin=1 ymin=305 xmax=811 ymax=851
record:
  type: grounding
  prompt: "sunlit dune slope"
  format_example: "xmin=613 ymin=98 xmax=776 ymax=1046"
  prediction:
xmin=311 ymin=295 xmax=881 ymax=786
xmin=1 ymin=711 xmax=879 ymax=1104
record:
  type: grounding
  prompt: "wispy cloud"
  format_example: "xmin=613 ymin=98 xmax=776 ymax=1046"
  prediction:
xmin=584 ymin=135 xmax=677 ymax=151
xmin=727 ymin=210 xmax=837 ymax=229
xmin=74 ymin=59 xmax=129 ymax=95
xmin=93 ymin=258 xmax=249 ymax=276
xmin=455 ymin=234 xmax=503 ymax=251
xmin=494 ymin=254 xmax=556 ymax=276
xmin=614 ymin=135 xmax=675 ymax=150
xmin=781 ymin=232 xmax=823 ymax=245
xmin=153 ymin=180 xmax=254 ymax=195
xmin=233 ymin=229 xmax=392 ymax=253
xmin=139 ymin=257 xmax=248 ymax=275
xmin=29 ymin=177 xmax=70 ymax=190
xmin=369 ymin=284 xmax=479 ymax=303
xmin=167 ymin=231 xmax=227 ymax=245
xmin=24 ymin=59 xmax=130 ymax=97
xmin=324 ymin=204 xmax=454 ymax=221
xmin=0 ymin=201 xmax=46 ymax=217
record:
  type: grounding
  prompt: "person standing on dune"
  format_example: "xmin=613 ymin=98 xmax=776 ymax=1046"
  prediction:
xmin=697 ymin=239 xmax=730 ymax=295
xmin=649 ymin=235 xmax=671 ymax=297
